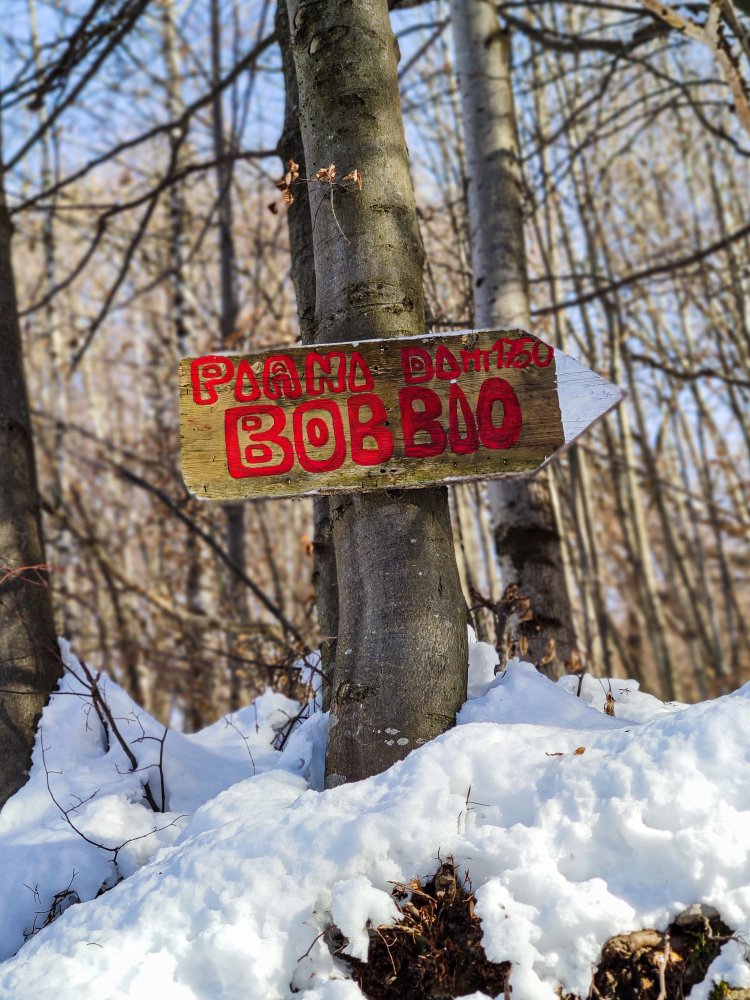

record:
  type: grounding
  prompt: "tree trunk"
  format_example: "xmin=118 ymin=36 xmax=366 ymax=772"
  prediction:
xmin=161 ymin=0 xmax=207 ymax=725
xmin=0 ymin=186 xmax=62 ymax=808
xmin=287 ymin=0 xmax=468 ymax=785
xmin=450 ymin=0 xmax=578 ymax=678
xmin=276 ymin=0 xmax=338 ymax=705
xmin=210 ymin=0 xmax=248 ymax=712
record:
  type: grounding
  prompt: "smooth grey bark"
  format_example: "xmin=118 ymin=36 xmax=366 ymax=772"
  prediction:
xmin=287 ymin=0 xmax=468 ymax=784
xmin=0 ymin=186 xmax=62 ymax=809
xmin=276 ymin=0 xmax=338 ymax=703
xmin=450 ymin=0 xmax=578 ymax=678
xmin=276 ymin=0 xmax=316 ymax=346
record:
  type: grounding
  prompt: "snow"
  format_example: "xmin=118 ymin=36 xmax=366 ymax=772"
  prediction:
xmin=0 ymin=636 xmax=749 ymax=999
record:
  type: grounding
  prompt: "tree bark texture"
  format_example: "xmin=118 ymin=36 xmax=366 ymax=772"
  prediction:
xmin=0 ymin=191 xmax=62 ymax=808
xmin=287 ymin=0 xmax=468 ymax=785
xmin=210 ymin=0 xmax=248 ymax=711
xmin=450 ymin=0 xmax=578 ymax=678
xmin=276 ymin=0 xmax=338 ymax=703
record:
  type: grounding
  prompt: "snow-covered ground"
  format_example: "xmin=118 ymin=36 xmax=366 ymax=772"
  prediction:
xmin=1 ymin=636 xmax=749 ymax=999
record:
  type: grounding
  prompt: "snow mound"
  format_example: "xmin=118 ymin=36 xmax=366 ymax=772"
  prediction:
xmin=0 ymin=640 xmax=749 ymax=999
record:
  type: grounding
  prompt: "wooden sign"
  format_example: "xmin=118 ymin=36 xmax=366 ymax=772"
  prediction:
xmin=179 ymin=329 xmax=622 ymax=501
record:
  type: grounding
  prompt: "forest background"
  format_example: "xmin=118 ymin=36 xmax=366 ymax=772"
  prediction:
xmin=2 ymin=0 xmax=749 ymax=736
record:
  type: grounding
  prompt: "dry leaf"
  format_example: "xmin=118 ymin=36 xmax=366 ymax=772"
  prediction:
xmin=574 ymin=746 xmax=586 ymax=755
xmin=604 ymin=692 xmax=616 ymax=717
xmin=282 ymin=187 xmax=295 ymax=206
xmin=315 ymin=163 xmax=337 ymax=183
xmin=342 ymin=167 xmax=363 ymax=190
xmin=276 ymin=159 xmax=300 ymax=194
xmin=545 ymin=752 xmax=565 ymax=758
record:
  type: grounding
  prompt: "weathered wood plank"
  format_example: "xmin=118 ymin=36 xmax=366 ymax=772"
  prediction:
xmin=179 ymin=328 xmax=622 ymax=501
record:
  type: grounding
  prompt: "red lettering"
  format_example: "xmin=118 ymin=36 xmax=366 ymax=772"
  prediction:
xmin=448 ymin=384 xmax=479 ymax=455
xmin=401 ymin=346 xmax=434 ymax=385
xmin=399 ymin=386 xmax=446 ymax=457
xmin=533 ymin=341 xmax=554 ymax=367
xmin=307 ymin=417 xmax=328 ymax=448
xmin=507 ymin=337 xmax=535 ymax=370
xmin=225 ymin=405 xmax=293 ymax=478
xmin=234 ymin=359 xmax=261 ymax=402
xmin=305 ymin=352 xmax=346 ymax=395
xmin=348 ymin=394 xmax=393 ymax=466
xmin=476 ymin=378 xmax=522 ymax=450
xmin=348 ymin=352 xmax=375 ymax=392
xmin=191 ymin=356 xmax=234 ymax=405
xmin=435 ymin=344 xmax=461 ymax=381
xmin=461 ymin=348 xmax=491 ymax=374
xmin=263 ymin=355 xmax=302 ymax=399
xmin=490 ymin=338 xmax=511 ymax=368
xmin=293 ymin=400 xmax=346 ymax=473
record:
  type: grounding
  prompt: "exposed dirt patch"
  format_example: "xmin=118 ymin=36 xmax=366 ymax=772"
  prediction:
xmin=561 ymin=905 xmax=734 ymax=1000
xmin=344 ymin=860 xmax=510 ymax=1000
xmin=340 ymin=874 xmax=734 ymax=1000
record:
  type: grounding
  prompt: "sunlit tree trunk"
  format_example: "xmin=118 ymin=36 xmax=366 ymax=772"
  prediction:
xmin=450 ymin=0 xmax=578 ymax=678
xmin=276 ymin=0 xmax=338 ymax=704
xmin=287 ymin=0 xmax=468 ymax=785
xmin=0 ymin=182 xmax=62 ymax=808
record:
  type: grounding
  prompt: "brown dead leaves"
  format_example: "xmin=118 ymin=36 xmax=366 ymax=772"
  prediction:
xmin=342 ymin=167 xmax=363 ymax=190
xmin=270 ymin=158 xmax=363 ymax=213
xmin=276 ymin=158 xmax=300 ymax=206
xmin=315 ymin=162 xmax=336 ymax=184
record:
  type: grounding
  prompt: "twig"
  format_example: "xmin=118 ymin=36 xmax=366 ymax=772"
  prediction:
xmin=273 ymin=702 xmax=314 ymax=751
xmin=223 ymin=716 xmax=257 ymax=775
xmin=132 ymin=721 xmax=169 ymax=812
xmin=68 ymin=659 xmax=160 ymax=812
xmin=40 ymin=731 xmax=186 ymax=867
xmin=297 ymin=929 xmax=326 ymax=962
xmin=0 ymin=564 xmax=55 ymax=589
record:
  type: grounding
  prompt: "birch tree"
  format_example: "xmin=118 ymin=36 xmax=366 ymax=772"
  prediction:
xmin=450 ymin=0 xmax=578 ymax=678
xmin=286 ymin=0 xmax=468 ymax=784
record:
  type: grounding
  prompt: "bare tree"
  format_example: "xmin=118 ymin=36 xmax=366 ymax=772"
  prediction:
xmin=0 ymin=180 xmax=61 ymax=808
xmin=450 ymin=0 xmax=578 ymax=677
xmin=276 ymin=0 xmax=338 ymax=704
xmin=286 ymin=0 xmax=468 ymax=784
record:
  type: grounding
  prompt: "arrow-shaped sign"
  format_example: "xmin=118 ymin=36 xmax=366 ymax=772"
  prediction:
xmin=179 ymin=328 xmax=623 ymax=501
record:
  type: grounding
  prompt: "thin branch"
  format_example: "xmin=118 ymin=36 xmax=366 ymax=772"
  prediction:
xmin=8 ymin=31 xmax=277 ymax=213
xmin=534 ymin=217 xmax=750 ymax=314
